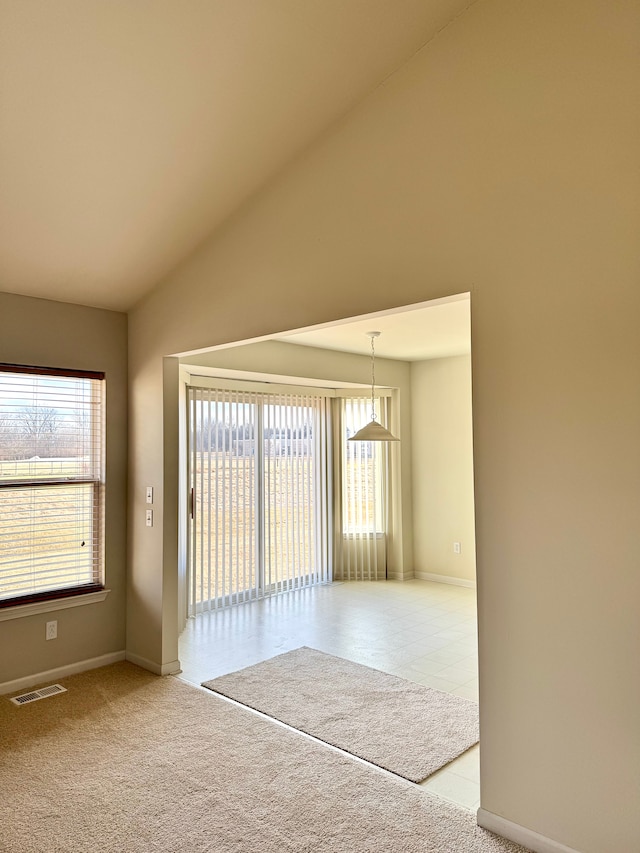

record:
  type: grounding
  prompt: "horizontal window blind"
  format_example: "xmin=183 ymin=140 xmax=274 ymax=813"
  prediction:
xmin=0 ymin=484 xmax=98 ymax=602
xmin=0 ymin=365 xmax=104 ymax=605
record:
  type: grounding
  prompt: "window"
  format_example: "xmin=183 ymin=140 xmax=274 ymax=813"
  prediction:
xmin=342 ymin=397 xmax=385 ymax=534
xmin=335 ymin=396 xmax=389 ymax=582
xmin=0 ymin=364 xmax=105 ymax=607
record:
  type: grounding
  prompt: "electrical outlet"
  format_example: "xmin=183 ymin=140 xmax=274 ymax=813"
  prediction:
xmin=146 ymin=509 xmax=153 ymax=527
xmin=46 ymin=620 xmax=57 ymax=640
xmin=453 ymin=541 xmax=462 ymax=555
xmin=146 ymin=486 xmax=153 ymax=504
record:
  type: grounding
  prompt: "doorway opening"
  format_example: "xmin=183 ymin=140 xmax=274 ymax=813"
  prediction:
xmin=178 ymin=291 xmax=475 ymax=620
xmin=176 ymin=292 xmax=479 ymax=809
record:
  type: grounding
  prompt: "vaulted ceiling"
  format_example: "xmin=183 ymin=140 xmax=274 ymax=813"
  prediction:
xmin=0 ymin=0 xmax=473 ymax=312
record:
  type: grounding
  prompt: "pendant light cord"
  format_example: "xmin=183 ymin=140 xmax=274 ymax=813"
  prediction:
xmin=370 ymin=334 xmax=377 ymax=422
xmin=348 ymin=331 xmax=398 ymax=442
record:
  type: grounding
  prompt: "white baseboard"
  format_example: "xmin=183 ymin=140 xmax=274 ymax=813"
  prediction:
xmin=415 ymin=571 xmax=476 ymax=588
xmin=125 ymin=651 xmax=181 ymax=676
xmin=386 ymin=572 xmax=412 ymax=581
xmin=477 ymin=809 xmax=583 ymax=853
xmin=0 ymin=650 xmax=126 ymax=696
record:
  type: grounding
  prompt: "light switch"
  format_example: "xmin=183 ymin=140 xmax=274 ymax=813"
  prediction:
xmin=146 ymin=509 xmax=153 ymax=527
xmin=146 ymin=486 xmax=153 ymax=504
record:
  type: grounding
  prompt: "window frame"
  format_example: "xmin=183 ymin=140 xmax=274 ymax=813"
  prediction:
xmin=0 ymin=362 xmax=106 ymax=610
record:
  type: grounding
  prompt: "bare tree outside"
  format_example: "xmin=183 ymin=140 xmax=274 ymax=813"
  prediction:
xmin=18 ymin=406 xmax=59 ymax=458
xmin=0 ymin=406 xmax=93 ymax=462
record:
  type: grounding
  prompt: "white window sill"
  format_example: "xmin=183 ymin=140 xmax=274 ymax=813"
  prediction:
xmin=0 ymin=589 xmax=110 ymax=622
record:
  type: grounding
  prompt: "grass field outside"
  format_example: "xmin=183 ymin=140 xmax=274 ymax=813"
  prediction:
xmin=0 ymin=458 xmax=97 ymax=600
xmin=0 ymin=457 xmax=89 ymax=481
xmin=189 ymin=450 xmax=381 ymax=609
xmin=190 ymin=453 xmax=316 ymax=607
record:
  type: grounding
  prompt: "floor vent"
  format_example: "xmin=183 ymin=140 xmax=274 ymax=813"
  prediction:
xmin=10 ymin=684 xmax=67 ymax=706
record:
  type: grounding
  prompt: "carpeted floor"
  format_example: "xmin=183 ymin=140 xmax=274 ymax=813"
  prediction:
xmin=0 ymin=662 xmax=529 ymax=852
xmin=202 ymin=646 xmax=479 ymax=782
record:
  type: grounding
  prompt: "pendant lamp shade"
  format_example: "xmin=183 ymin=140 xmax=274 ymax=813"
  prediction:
xmin=349 ymin=418 xmax=399 ymax=442
xmin=348 ymin=331 xmax=399 ymax=442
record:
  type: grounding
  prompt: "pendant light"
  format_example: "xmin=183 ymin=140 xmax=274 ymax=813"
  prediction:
xmin=348 ymin=331 xmax=399 ymax=442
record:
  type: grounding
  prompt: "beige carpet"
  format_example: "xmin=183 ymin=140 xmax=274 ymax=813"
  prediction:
xmin=202 ymin=646 xmax=479 ymax=782
xmin=0 ymin=662 xmax=530 ymax=853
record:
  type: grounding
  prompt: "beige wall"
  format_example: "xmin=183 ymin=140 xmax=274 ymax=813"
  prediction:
xmin=411 ymin=355 xmax=475 ymax=584
xmin=128 ymin=1 xmax=640 ymax=851
xmin=0 ymin=292 xmax=127 ymax=685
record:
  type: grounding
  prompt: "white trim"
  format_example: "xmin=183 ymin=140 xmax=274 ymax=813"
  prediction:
xmin=0 ymin=650 xmax=125 ymax=696
xmin=181 ymin=365 xmax=370 ymax=391
xmin=415 ymin=572 xmax=476 ymax=588
xmin=0 ymin=589 xmax=111 ymax=622
xmin=125 ymin=651 xmax=182 ymax=676
xmin=185 ymin=375 xmax=392 ymax=401
xmin=187 ymin=375 xmax=339 ymax=397
xmin=477 ymin=809 xmax=583 ymax=853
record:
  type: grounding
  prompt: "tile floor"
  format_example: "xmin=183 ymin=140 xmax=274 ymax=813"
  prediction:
xmin=177 ymin=579 xmax=480 ymax=810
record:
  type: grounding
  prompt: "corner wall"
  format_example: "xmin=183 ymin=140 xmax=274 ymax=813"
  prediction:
xmin=411 ymin=355 xmax=475 ymax=585
xmin=0 ymin=292 xmax=127 ymax=687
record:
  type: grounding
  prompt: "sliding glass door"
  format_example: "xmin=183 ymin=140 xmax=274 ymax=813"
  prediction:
xmin=187 ymin=385 xmax=331 ymax=614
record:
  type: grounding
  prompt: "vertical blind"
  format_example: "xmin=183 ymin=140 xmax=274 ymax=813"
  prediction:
xmin=336 ymin=396 xmax=388 ymax=581
xmin=187 ymin=384 xmax=331 ymax=614
xmin=0 ymin=364 xmax=104 ymax=604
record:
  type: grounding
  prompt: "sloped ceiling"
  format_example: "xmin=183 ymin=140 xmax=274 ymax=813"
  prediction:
xmin=0 ymin=0 xmax=473 ymax=312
